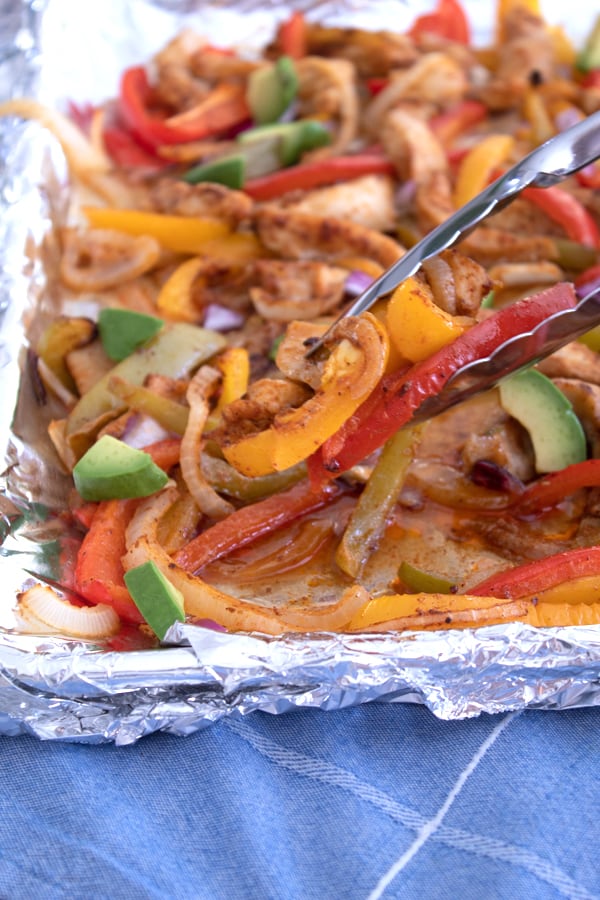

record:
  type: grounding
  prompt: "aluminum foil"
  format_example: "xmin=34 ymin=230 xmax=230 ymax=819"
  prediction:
xmin=1 ymin=0 xmax=600 ymax=745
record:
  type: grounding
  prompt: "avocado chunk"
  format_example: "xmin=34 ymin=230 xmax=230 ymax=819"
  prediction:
xmin=238 ymin=119 xmax=331 ymax=166
xmin=577 ymin=14 xmax=600 ymax=72
xmin=246 ymin=55 xmax=298 ymax=125
xmin=73 ymin=435 xmax=168 ymax=501
xmin=498 ymin=368 xmax=587 ymax=473
xmin=182 ymin=154 xmax=245 ymax=188
xmin=124 ymin=560 xmax=185 ymax=640
xmin=98 ymin=308 xmax=164 ymax=362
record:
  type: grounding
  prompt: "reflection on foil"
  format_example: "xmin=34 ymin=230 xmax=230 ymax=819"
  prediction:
xmin=1 ymin=0 xmax=600 ymax=744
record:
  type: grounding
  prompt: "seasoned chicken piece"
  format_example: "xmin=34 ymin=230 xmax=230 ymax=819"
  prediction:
xmin=153 ymin=30 xmax=211 ymax=110
xmin=250 ymin=260 xmax=347 ymax=322
xmin=422 ymin=250 xmax=492 ymax=316
xmin=461 ymin=419 xmax=535 ymax=483
xmin=189 ymin=48 xmax=258 ymax=83
xmin=380 ymin=107 xmax=447 ymax=184
xmin=215 ymin=378 xmax=311 ymax=444
xmin=550 ymin=378 xmax=600 ymax=458
xmin=226 ymin=314 xmax=284 ymax=379
xmin=538 ymin=343 xmax=600 ymax=387
xmin=280 ymin=175 xmax=397 ymax=232
xmin=254 ymin=206 xmax=405 ymax=269
xmin=415 ymin=173 xmax=557 ymax=264
xmin=364 ymin=53 xmax=468 ymax=135
xmin=296 ymin=57 xmax=359 ymax=156
xmin=478 ymin=9 xmax=555 ymax=111
xmin=301 ymin=25 xmax=419 ymax=76
xmin=150 ymin=179 xmax=254 ymax=228
xmin=66 ymin=340 xmax=114 ymax=397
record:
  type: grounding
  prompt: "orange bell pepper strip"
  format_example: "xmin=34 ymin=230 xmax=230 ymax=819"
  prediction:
xmin=222 ymin=313 xmax=389 ymax=477
xmin=453 ymin=134 xmax=515 ymax=207
xmin=385 ymin=276 xmax=466 ymax=362
xmin=522 ymin=186 xmax=600 ymax=248
xmin=496 ymin=0 xmax=541 ymax=42
xmin=74 ymin=498 xmax=143 ymax=623
xmin=173 ymin=479 xmax=345 ymax=573
xmin=119 ymin=66 xmax=249 ymax=149
xmin=243 ymin=154 xmax=395 ymax=201
xmin=83 ymin=207 xmax=230 ymax=255
xmin=409 ymin=0 xmax=471 ymax=45
xmin=428 ymin=100 xmax=488 ymax=147
xmin=277 ymin=10 xmax=307 ymax=59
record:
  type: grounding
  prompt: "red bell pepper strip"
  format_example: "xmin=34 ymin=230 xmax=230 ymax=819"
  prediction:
xmin=409 ymin=0 xmax=471 ymax=45
xmin=581 ymin=70 xmax=600 ymax=88
xmin=511 ymin=460 xmax=600 ymax=515
xmin=313 ymin=282 xmax=578 ymax=478
xmin=243 ymin=154 xmax=395 ymax=200
xmin=277 ymin=10 xmax=307 ymax=59
xmin=73 ymin=438 xmax=181 ymax=623
xmin=119 ymin=66 xmax=249 ymax=149
xmin=173 ymin=480 xmax=344 ymax=573
xmin=366 ymin=77 xmax=389 ymax=96
xmin=469 ymin=545 xmax=600 ymax=599
xmin=429 ymin=100 xmax=488 ymax=146
xmin=102 ymin=123 xmax=172 ymax=170
xmin=74 ymin=498 xmax=144 ymax=623
xmin=575 ymin=263 xmax=600 ymax=292
xmin=522 ymin=186 xmax=600 ymax=248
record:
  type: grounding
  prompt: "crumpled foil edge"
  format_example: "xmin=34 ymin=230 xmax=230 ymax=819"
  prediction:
xmin=1 ymin=0 xmax=600 ymax=745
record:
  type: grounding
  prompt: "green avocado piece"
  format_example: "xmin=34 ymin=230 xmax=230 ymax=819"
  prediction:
xmin=238 ymin=120 xmax=331 ymax=166
xmin=246 ymin=55 xmax=298 ymax=125
xmin=73 ymin=435 xmax=168 ymax=501
xmin=124 ymin=560 xmax=185 ymax=640
xmin=577 ymin=14 xmax=600 ymax=72
xmin=98 ymin=308 xmax=164 ymax=362
xmin=182 ymin=154 xmax=245 ymax=188
xmin=498 ymin=368 xmax=587 ymax=473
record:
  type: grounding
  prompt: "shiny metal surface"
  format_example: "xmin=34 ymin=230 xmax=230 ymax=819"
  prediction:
xmin=306 ymin=111 xmax=600 ymax=357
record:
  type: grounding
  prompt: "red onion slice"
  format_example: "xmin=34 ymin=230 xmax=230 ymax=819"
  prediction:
xmin=203 ymin=304 xmax=245 ymax=331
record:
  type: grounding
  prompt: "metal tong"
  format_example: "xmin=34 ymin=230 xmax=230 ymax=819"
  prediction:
xmin=306 ymin=111 xmax=600 ymax=395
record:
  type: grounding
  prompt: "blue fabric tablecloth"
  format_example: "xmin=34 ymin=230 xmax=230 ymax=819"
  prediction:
xmin=0 ymin=703 xmax=598 ymax=899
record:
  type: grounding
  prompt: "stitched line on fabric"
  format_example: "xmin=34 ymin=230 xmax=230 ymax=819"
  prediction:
xmin=368 ymin=712 xmax=517 ymax=899
xmin=226 ymin=718 xmax=597 ymax=900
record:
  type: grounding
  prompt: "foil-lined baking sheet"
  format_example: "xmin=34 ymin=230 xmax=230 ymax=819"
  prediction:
xmin=1 ymin=0 xmax=600 ymax=745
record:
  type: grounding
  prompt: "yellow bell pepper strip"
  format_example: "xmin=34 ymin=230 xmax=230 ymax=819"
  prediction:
xmin=221 ymin=313 xmax=389 ymax=477
xmin=156 ymin=257 xmax=205 ymax=323
xmin=83 ymin=208 xmax=230 ymax=256
xmin=205 ymin=347 xmax=250 ymax=431
xmin=36 ymin=317 xmax=96 ymax=393
xmin=386 ymin=276 xmax=466 ymax=362
xmin=335 ymin=425 xmax=422 ymax=578
xmin=347 ymin=592 xmax=528 ymax=632
xmin=214 ymin=347 xmax=250 ymax=412
xmin=453 ymin=134 xmax=515 ymax=207
xmin=522 ymin=86 xmax=554 ymax=145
